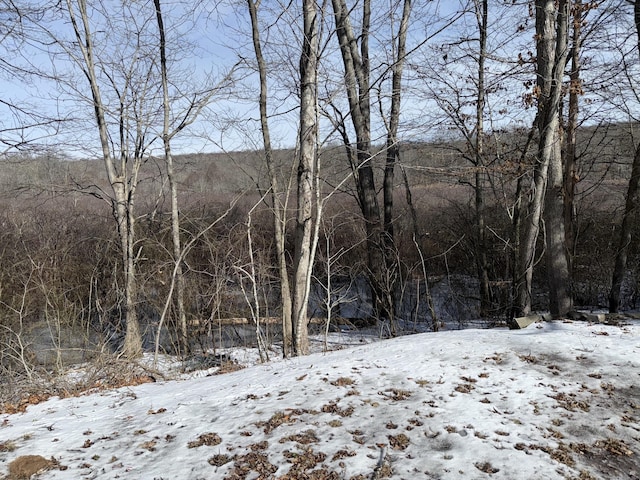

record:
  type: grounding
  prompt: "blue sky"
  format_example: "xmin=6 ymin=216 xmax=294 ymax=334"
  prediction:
xmin=1 ymin=0 xmax=636 ymax=158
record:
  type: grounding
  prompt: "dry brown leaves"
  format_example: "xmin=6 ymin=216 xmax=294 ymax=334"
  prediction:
xmin=187 ymin=432 xmax=222 ymax=448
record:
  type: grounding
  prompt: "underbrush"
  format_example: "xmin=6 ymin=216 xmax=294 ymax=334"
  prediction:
xmin=0 ymin=354 xmax=163 ymax=415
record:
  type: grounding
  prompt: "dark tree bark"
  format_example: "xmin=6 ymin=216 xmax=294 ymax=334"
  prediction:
xmin=474 ymin=0 xmax=492 ymax=317
xmin=563 ymin=0 xmax=583 ymax=272
xmin=331 ymin=0 xmax=391 ymax=325
xmin=609 ymin=0 xmax=640 ymax=313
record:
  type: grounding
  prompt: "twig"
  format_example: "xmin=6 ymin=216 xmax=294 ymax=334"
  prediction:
xmin=370 ymin=446 xmax=387 ymax=480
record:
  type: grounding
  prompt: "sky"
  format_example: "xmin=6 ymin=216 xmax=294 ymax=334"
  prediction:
xmin=1 ymin=319 xmax=639 ymax=479
xmin=1 ymin=1 xmax=637 ymax=159
xmin=0 ymin=1 xmax=526 ymax=157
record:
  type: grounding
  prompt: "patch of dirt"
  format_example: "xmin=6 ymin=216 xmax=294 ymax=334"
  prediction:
xmin=455 ymin=383 xmax=475 ymax=394
xmin=227 ymin=451 xmax=277 ymax=479
xmin=282 ymin=446 xmax=326 ymax=470
xmin=330 ymin=377 xmax=356 ymax=387
xmin=571 ymin=438 xmax=638 ymax=479
xmin=549 ymin=392 xmax=590 ymax=412
xmin=331 ymin=449 xmax=356 ymax=461
xmin=474 ymin=461 xmax=500 ymax=474
xmin=208 ymin=453 xmax=232 ymax=466
xmin=388 ymin=433 xmax=410 ymax=450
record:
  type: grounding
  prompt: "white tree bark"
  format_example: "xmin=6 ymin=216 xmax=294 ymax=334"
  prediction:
xmin=292 ymin=0 xmax=320 ymax=356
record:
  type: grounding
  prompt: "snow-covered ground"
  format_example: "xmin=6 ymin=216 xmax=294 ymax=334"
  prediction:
xmin=1 ymin=320 xmax=639 ymax=479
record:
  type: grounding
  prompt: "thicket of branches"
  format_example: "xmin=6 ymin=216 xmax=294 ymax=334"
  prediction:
xmin=1 ymin=0 xmax=640 ymax=377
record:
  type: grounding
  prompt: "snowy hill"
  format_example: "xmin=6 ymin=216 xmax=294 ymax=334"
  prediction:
xmin=1 ymin=320 xmax=639 ymax=479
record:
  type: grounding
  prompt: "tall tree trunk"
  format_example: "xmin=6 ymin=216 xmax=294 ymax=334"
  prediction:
xmin=331 ymin=0 xmax=389 ymax=323
xmin=154 ymin=0 xmax=188 ymax=354
xmin=610 ymin=144 xmax=640 ymax=312
xmin=514 ymin=0 xmax=573 ymax=318
xmin=383 ymin=0 xmax=411 ymax=241
xmin=291 ymin=0 xmax=319 ymax=356
xmin=538 ymin=0 xmax=572 ymax=317
xmin=609 ymin=1 xmax=640 ymax=313
xmin=66 ymin=0 xmax=142 ymax=358
xmin=382 ymin=0 xmax=411 ymax=333
xmin=563 ymin=0 xmax=583 ymax=274
xmin=475 ymin=0 xmax=491 ymax=317
xmin=514 ymin=139 xmax=548 ymax=316
xmin=247 ymin=0 xmax=293 ymax=356
xmin=122 ymin=190 xmax=142 ymax=358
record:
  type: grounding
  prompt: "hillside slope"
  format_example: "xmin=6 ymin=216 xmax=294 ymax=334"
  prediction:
xmin=1 ymin=321 xmax=639 ymax=479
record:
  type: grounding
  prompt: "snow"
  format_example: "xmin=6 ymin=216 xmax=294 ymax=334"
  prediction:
xmin=1 ymin=320 xmax=639 ymax=479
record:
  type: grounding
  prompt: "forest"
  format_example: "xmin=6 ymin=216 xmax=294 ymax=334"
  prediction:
xmin=1 ymin=0 xmax=640 ymax=380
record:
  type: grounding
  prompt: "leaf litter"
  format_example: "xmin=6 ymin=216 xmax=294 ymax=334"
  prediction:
xmin=0 ymin=321 xmax=639 ymax=479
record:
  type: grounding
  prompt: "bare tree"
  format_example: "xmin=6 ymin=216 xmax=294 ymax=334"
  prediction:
xmin=152 ymin=0 xmax=234 ymax=354
xmin=540 ymin=0 xmax=572 ymax=317
xmin=562 ymin=0 xmax=583 ymax=269
xmin=610 ymin=0 xmax=640 ymax=312
xmin=246 ymin=0 xmax=294 ymax=357
xmin=516 ymin=0 xmax=573 ymax=318
xmin=413 ymin=0 xmax=531 ymax=318
xmin=43 ymin=0 xmax=170 ymax=357
xmin=330 ymin=0 xmax=405 ymax=326
xmin=291 ymin=0 xmax=320 ymax=355
xmin=153 ymin=0 xmax=188 ymax=355
xmin=474 ymin=0 xmax=491 ymax=317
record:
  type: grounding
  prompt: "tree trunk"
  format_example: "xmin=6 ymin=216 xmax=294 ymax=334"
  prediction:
xmin=544 ymin=123 xmax=572 ymax=316
xmin=67 ymin=0 xmax=142 ymax=358
xmin=382 ymin=0 xmax=411 ymax=333
xmin=154 ymin=0 xmax=188 ymax=355
xmin=537 ymin=0 xmax=572 ymax=317
xmin=291 ymin=0 xmax=319 ymax=356
xmin=610 ymin=144 xmax=640 ymax=312
xmin=514 ymin=139 xmax=548 ymax=316
xmin=383 ymin=0 xmax=411 ymax=241
xmin=475 ymin=0 xmax=491 ymax=317
xmin=514 ymin=0 xmax=573 ymax=318
xmin=563 ymin=0 xmax=583 ymax=272
xmin=331 ymin=0 xmax=389 ymax=323
xmin=247 ymin=0 xmax=294 ymax=356
xmin=609 ymin=0 xmax=640 ymax=313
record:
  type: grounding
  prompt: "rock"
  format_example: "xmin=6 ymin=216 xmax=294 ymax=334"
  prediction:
xmin=510 ymin=314 xmax=542 ymax=329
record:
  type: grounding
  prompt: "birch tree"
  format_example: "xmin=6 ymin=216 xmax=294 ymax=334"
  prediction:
xmin=152 ymin=0 xmax=232 ymax=354
xmin=291 ymin=0 xmax=320 ymax=355
xmin=74 ymin=0 xmax=142 ymax=356
xmin=39 ymin=0 xmax=168 ymax=357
